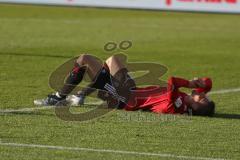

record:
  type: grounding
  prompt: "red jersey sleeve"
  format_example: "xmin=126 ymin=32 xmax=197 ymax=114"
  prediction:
xmin=168 ymin=77 xmax=190 ymax=90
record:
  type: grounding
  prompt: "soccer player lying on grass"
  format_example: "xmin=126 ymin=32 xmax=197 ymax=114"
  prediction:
xmin=35 ymin=54 xmax=215 ymax=116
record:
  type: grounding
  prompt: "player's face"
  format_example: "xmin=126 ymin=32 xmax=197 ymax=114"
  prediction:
xmin=191 ymin=92 xmax=209 ymax=105
xmin=186 ymin=92 xmax=210 ymax=111
xmin=185 ymin=92 xmax=209 ymax=108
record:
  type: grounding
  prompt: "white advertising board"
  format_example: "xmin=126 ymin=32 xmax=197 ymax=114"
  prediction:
xmin=0 ymin=0 xmax=239 ymax=13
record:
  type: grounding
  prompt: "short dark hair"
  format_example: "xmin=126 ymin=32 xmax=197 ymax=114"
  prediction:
xmin=192 ymin=101 xmax=215 ymax=117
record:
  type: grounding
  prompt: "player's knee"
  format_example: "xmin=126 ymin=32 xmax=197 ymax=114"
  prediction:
xmin=105 ymin=56 xmax=113 ymax=66
xmin=106 ymin=55 xmax=119 ymax=66
xmin=106 ymin=54 xmax=127 ymax=64
xmin=107 ymin=54 xmax=119 ymax=62
xmin=77 ymin=54 xmax=91 ymax=65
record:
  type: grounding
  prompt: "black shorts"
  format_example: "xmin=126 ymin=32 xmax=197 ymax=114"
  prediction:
xmin=91 ymin=67 xmax=136 ymax=108
xmin=91 ymin=67 xmax=120 ymax=107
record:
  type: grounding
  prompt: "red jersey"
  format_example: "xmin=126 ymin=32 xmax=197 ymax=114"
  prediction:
xmin=124 ymin=77 xmax=191 ymax=114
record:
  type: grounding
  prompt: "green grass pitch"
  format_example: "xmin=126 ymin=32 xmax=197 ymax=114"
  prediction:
xmin=0 ymin=4 xmax=240 ymax=160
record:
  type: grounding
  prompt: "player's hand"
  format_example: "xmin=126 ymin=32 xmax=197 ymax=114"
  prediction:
xmin=190 ymin=78 xmax=206 ymax=88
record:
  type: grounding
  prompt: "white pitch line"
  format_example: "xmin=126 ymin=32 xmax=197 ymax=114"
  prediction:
xmin=0 ymin=102 xmax=102 ymax=113
xmin=0 ymin=141 xmax=226 ymax=160
xmin=209 ymin=88 xmax=240 ymax=95
xmin=0 ymin=106 xmax=55 ymax=113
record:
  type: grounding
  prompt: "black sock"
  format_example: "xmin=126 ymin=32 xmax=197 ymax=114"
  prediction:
xmin=59 ymin=63 xmax=86 ymax=97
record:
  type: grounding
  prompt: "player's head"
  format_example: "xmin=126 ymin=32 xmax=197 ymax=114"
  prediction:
xmin=190 ymin=77 xmax=215 ymax=116
xmin=186 ymin=92 xmax=215 ymax=116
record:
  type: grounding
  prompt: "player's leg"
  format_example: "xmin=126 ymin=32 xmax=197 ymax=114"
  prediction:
xmin=34 ymin=54 xmax=103 ymax=106
xmin=104 ymin=54 xmax=136 ymax=107
xmin=59 ymin=54 xmax=103 ymax=97
xmin=65 ymin=54 xmax=131 ymax=107
xmin=73 ymin=54 xmax=135 ymax=108
xmin=105 ymin=54 xmax=127 ymax=76
xmin=105 ymin=54 xmax=135 ymax=88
